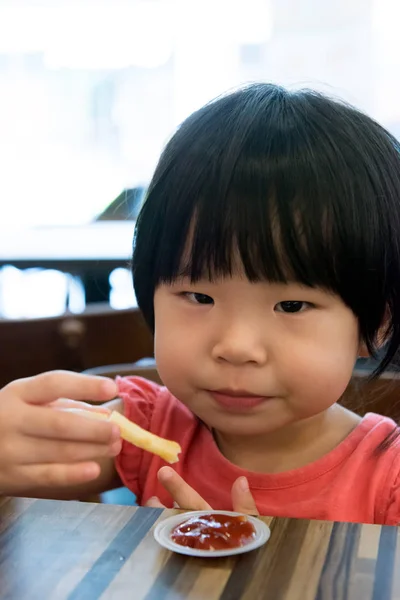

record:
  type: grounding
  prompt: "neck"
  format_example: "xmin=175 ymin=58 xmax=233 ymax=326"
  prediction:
xmin=213 ymin=404 xmax=360 ymax=473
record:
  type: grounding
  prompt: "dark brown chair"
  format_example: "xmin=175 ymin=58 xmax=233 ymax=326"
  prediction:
xmin=0 ymin=304 xmax=154 ymax=388
xmin=341 ymin=369 xmax=400 ymax=420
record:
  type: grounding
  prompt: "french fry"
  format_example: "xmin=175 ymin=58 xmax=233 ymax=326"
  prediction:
xmin=78 ymin=408 xmax=181 ymax=464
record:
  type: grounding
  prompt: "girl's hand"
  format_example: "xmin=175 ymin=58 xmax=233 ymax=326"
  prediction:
xmin=145 ymin=466 xmax=259 ymax=515
xmin=0 ymin=371 xmax=121 ymax=495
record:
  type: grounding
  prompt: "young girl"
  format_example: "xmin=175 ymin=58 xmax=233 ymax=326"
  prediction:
xmin=2 ymin=82 xmax=400 ymax=525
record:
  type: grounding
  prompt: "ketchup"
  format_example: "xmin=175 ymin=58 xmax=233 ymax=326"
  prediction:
xmin=170 ymin=513 xmax=256 ymax=550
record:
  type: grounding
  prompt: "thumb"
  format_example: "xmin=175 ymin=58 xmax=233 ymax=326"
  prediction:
xmin=231 ymin=477 xmax=259 ymax=515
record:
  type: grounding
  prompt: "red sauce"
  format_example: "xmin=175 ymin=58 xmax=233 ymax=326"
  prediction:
xmin=170 ymin=513 xmax=256 ymax=551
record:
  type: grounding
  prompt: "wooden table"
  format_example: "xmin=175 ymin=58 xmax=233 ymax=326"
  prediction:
xmin=0 ymin=497 xmax=399 ymax=600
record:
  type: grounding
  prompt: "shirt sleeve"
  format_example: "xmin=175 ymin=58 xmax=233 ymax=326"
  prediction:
xmin=384 ymin=466 xmax=400 ymax=526
xmin=114 ymin=376 xmax=161 ymax=499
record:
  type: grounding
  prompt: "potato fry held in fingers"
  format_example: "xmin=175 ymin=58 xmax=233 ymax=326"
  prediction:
xmin=63 ymin=405 xmax=181 ymax=464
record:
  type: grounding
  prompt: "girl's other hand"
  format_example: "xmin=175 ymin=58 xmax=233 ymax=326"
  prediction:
xmin=0 ymin=371 xmax=120 ymax=495
xmin=145 ymin=466 xmax=259 ymax=515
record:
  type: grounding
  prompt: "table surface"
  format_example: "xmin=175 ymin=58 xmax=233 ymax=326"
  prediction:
xmin=0 ymin=497 xmax=399 ymax=600
xmin=0 ymin=223 xmax=135 ymax=270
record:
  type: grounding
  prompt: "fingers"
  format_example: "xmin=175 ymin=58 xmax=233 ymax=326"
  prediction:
xmin=155 ymin=470 xmax=258 ymax=516
xmin=6 ymin=437 xmax=122 ymax=466
xmin=231 ymin=477 xmax=259 ymax=515
xmin=12 ymin=461 xmax=102 ymax=492
xmin=49 ymin=399 xmax=111 ymax=414
xmin=157 ymin=466 xmax=211 ymax=511
xmin=0 ymin=371 xmax=121 ymax=497
xmin=5 ymin=371 xmax=118 ymax=406
xmin=19 ymin=404 xmax=120 ymax=444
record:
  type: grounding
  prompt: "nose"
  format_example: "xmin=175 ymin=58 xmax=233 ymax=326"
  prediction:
xmin=211 ymin=321 xmax=268 ymax=366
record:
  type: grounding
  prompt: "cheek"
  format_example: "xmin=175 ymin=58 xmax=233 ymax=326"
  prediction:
xmin=283 ymin=319 xmax=359 ymax=412
xmin=153 ymin=324 xmax=194 ymax=395
xmin=294 ymin=354 xmax=354 ymax=409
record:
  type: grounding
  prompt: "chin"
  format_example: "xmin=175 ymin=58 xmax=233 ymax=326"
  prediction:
xmin=206 ymin=413 xmax=292 ymax=437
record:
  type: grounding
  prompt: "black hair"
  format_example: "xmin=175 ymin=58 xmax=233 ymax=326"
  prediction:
xmin=132 ymin=83 xmax=400 ymax=377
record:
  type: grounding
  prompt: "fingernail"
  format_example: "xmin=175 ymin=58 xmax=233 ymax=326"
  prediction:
xmin=110 ymin=440 xmax=122 ymax=455
xmin=239 ymin=477 xmax=249 ymax=492
xmin=101 ymin=379 xmax=117 ymax=397
xmin=83 ymin=463 xmax=100 ymax=479
xmin=159 ymin=467 xmax=173 ymax=480
xmin=111 ymin=425 xmax=121 ymax=440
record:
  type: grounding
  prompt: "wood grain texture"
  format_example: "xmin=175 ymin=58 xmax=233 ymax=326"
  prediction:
xmin=0 ymin=498 xmax=398 ymax=600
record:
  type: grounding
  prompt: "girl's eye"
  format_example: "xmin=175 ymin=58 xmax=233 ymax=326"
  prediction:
xmin=275 ymin=301 xmax=312 ymax=313
xmin=185 ymin=292 xmax=214 ymax=305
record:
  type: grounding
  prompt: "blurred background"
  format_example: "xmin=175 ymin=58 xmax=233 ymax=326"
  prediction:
xmin=0 ymin=0 xmax=399 ymax=379
xmin=0 ymin=0 xmax=399 ymax=229
xmin=1 ymin=0 xmax=399 ymax=218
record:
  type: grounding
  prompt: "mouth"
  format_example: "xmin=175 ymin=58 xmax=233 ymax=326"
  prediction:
xmin=214 ymin=388 xmax=261 ymax=397
xmin=210 ymin=389 xmax=271 ymax=411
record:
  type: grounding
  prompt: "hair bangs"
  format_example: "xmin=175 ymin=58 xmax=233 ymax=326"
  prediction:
xmin=175 ymin=189 xmax=333 ymax=290
xmin=150 ymin=95 xmax=373 ymax=299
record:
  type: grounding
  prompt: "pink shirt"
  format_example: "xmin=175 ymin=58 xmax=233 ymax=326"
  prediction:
xmin=115 ymin=376 xmax=400 ymax=525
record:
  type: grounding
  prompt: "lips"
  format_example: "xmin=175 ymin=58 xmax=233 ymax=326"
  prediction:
xmin=210 ymin=389 xmax=269 ymax=410
xmin=215 ymin=388 xmax=261 ymax=398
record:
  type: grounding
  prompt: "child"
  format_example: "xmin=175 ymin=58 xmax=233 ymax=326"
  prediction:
xmin=2 ymin=82 xmax=400 ymax=524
